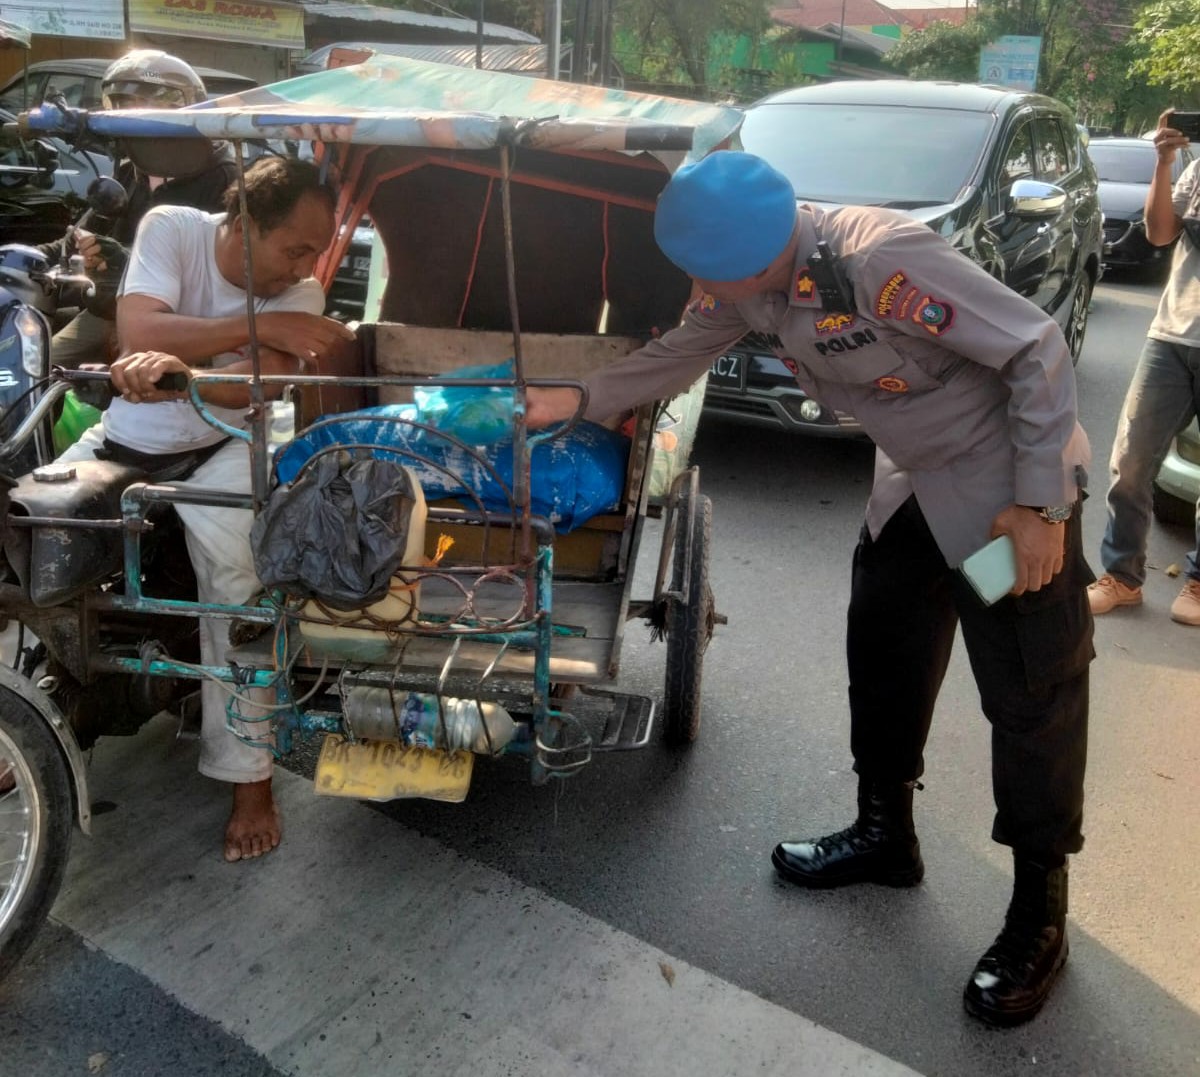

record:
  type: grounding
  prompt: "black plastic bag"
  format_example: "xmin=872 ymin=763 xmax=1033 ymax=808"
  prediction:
xmin=251 ymin=450 xmax=419 ymax=611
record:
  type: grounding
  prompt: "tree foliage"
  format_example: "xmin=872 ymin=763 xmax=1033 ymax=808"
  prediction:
xmin=884 ymin=0 xmax=1171 ymax=131
xmin=1132 ymin=0 xmax=1200 ymax=99
xmin=613 ymin=0 xmax=771 ymax=94
xmin=884 ymin=19 xmax=994 ymax=83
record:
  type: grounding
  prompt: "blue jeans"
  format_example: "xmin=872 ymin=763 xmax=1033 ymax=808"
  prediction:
xmin=1101 ymin=337 xmax=1200 ymax=586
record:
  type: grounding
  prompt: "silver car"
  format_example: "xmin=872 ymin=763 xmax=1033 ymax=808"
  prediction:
xmin=1154 ymin=420 xmax=1200 ymax=527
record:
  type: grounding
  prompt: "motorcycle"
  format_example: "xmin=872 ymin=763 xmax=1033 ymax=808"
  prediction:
xmin=0 ymin=174 xmax=127 ymax=476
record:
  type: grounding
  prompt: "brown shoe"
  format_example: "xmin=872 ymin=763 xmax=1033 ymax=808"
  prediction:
xmin=1087 ymin=574 xmax=1142 ymax=615
xmin=1170 ymin=579 xmax=1200 ymax=625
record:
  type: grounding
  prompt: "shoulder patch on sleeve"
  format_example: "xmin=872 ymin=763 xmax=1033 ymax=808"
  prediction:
xmin=875 ymin=271 xmax=909 ymax=317
xmin=912 ymin=296 xmax=955 ymax=335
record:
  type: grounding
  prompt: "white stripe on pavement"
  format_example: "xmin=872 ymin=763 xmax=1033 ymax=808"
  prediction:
xmin=50 ymin=717 xmax=922 ymax=1077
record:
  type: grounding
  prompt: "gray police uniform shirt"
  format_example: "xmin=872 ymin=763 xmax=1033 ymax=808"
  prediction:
xmin=584 ymin=204 xmax=1091 ymax=568
xmin=1148 ymin=157 xmax=1200 ymax=347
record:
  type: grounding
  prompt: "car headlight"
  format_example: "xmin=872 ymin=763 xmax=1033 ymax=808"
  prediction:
xmin=13 ymin=306 xmax=47 ymax=379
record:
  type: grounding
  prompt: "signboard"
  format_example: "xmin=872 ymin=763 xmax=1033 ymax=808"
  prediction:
xmin=128 ymin=0 xmax=306 ymax=50
xmin=1 ymin=1 xmax=124 ymax=40
xmin=979 ymin=35 xmax=1042 ymax=92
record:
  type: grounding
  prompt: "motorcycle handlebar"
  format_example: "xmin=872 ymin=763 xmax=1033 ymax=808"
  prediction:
xmin=53 ymin=366 xmax=189 ymax=410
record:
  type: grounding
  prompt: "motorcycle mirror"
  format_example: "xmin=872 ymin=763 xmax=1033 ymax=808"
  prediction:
xmin=31 ymin=138 xmax=59 ymax=174
xmin=85 ymin=175 xmax=127 ymax=218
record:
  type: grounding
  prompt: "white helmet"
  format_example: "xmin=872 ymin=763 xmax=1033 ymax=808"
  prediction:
xmin=102 ymin=50 xmax=205 ymax=109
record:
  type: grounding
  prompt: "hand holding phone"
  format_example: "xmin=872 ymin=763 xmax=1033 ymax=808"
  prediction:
xmin=1168 ymin=110 xmax=1200 ymax=142
xmin=959 ymin=535 xmax=1018 ymax=607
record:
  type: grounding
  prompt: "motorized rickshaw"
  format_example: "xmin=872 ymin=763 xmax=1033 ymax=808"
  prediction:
xmin=0 ymin=57 xmax=740 ymax=978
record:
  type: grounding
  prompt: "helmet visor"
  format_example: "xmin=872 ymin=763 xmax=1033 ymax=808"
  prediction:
xmin=102 ymin=80 xmax=188 ymax=110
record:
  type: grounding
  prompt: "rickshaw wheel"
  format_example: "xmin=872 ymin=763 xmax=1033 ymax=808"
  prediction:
xmin=662 ymin=489 xmax=714 ymax=745
xmin=0 ymin=685 xmax=73 ymax=982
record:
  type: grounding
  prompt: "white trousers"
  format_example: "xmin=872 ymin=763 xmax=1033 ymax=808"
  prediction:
xmin=59 ymin=429 xmax=273 ymax=783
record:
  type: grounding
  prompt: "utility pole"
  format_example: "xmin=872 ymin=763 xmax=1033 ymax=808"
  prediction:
xmin=543 ymin=0 xmax=562 ymax=80
xmin=476 ymin=0 xmax=485 ymax=69
xmin=575 ymin=0 xmax=593 ymax=83
xmin=597 ymin=0 xmax=612 ymax=86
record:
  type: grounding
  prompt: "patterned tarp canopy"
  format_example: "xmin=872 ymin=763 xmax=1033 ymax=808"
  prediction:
xmin=21 ymin=55 xmax=743 ymax=160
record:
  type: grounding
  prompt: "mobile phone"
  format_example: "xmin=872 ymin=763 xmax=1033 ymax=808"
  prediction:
xmin=959 ymin=535 xmax=1017 ymax=607
xmin=1169 ymin=110 xmax=1200 ymax=141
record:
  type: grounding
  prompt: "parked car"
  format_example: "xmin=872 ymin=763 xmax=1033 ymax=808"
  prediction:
xmin=1154 ymin=420 xmax=1200 ymax=527
xmin=1087 ymin=135 xmax=1195 ymax=276
xmin=0 ymin=58 xmax=256 ymax=112
xmin=706 ymin=79 xmax=1104 ymax=436
xmin=0 ymin=107 xmax=113 ymax=244
xmin=325 ymin=220 xmax=376 ymax=322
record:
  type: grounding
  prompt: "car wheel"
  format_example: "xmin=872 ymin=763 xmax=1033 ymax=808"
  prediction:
xmin=1152 ymin=482 xmax=1196 ymax=527
xmin=1063 ymin=273 xmax=1093 ymax=366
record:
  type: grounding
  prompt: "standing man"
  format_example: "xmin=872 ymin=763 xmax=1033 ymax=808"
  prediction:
xmin=59 ymin=156 xmax=355 ymax=862
xmin=1087 ymin=111 xmax=1200 ymax=624
xmin=44 ymin=49 xmax=238 ymax=369
xmin=528 ymin=152 xmax=1094 ymax=1027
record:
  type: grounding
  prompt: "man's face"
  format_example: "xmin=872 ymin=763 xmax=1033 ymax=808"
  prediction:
xmin=244 ymin=191 xmax=336 ymax=298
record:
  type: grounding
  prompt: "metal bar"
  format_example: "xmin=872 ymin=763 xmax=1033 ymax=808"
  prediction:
xmin=233 ymin=144 xmax=270 ymax=512
xmin=497 ymin=139 xmax=534 ymax=577
xmin=0 ymin=382 xmax=69 ymax=471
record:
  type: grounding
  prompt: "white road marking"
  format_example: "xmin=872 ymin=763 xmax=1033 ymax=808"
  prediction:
xmin=50 ymin=717 xmax=922 ymax=1076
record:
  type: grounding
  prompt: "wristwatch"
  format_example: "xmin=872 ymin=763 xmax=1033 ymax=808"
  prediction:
xmin=1033 ymin=504 xmax=1073 ymax=524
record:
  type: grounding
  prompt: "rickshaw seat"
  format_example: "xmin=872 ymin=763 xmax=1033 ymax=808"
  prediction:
xmin=291 ymin=323 xmax=652 ymax=581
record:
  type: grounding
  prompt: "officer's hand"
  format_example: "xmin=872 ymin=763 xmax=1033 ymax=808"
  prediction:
xmin=526 ymin=386 xmax=583 ymax=429
xmin=991 ymin=505 xmax=1065 ymax=596
xmin=109 ymin=352 xmax=191 ymax=404
xmin=256 ymin=311 xmax=356 ymax=363
xmin=1153 ymin=110 xmax=1190 ymax=164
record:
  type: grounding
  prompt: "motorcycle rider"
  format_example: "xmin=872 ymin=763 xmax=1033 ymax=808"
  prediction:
xmin=37 ymin=50 xmax=237 ymax=368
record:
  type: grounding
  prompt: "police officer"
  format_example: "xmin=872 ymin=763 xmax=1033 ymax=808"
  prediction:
xmin=43 ymin=50 xmax=238 ymax=368
xmin=527 ymin=151 xmax=1095 ymax=1027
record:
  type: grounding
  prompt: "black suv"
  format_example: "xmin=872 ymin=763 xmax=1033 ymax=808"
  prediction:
xmin=705 ymin=79 xmax=1104 ymax=437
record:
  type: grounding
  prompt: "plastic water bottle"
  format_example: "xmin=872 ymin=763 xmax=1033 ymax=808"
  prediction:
xmin=342 ymin=687 xmax=517 ymax=754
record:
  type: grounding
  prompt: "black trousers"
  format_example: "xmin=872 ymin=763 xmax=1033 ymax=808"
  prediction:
xmin=847 ymin=496 xmax=1095 ymax=857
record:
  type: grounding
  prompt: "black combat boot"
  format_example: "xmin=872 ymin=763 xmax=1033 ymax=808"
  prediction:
xmin=771 ymin=779 xmax=924 ymax=888
xmin=963 ymin=854 xmax=1069 ymax=1027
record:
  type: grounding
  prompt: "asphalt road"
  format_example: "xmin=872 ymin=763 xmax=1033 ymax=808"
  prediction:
xmin=2 ymin=273 xmax=1199 ymax=1077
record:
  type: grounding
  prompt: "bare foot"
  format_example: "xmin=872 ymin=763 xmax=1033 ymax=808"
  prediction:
xmin=223 ymin=777 xmax=281 ymax=862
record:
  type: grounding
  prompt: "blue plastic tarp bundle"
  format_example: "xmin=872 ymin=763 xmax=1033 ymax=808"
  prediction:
xmin=273 ymin=406 xmax=630 ymax=533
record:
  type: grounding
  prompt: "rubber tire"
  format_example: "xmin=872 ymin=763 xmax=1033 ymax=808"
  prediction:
xmin=1064 ymin=273 xmax=1093 ymax=367
xmin=0 ymin=687 xmax=73 ymax=983
xmin=1152 ymin=482 xmax=1196 ymax=528
xmin=662 ymin=490 xmax=714 ymax=746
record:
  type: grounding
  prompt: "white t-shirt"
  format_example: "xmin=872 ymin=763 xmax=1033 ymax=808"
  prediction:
xmin=105 ymin=205 xmax=325 ymax=453
xmin=1149 ymin=158 xmax=1200 ymax=348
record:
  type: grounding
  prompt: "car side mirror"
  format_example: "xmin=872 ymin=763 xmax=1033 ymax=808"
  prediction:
xmin=1008 ymin=179 xmax=1068 ymax=218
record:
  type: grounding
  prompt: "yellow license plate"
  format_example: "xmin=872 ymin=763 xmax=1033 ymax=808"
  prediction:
xmin=314 ymin=735 xmax=474 ymax=803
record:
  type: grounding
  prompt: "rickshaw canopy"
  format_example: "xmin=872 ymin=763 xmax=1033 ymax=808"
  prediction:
xmin=20 ymin=57 xmax=746 ymax=335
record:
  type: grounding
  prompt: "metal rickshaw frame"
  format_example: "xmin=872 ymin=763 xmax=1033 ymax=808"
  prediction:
xmin=6 ymin=56 xmax=740 ymax=805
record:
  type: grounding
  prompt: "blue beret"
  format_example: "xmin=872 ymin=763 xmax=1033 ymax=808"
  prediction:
xmin=654 ymin=152 xmax=797 ymax=282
